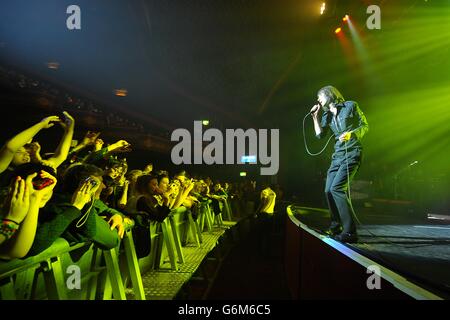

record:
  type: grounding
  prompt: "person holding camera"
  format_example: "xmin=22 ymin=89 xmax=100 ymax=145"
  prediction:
xmin=171 ymin=176 xmax=195 ymax=210
xmin=0 ymin=163 xmax=57 ymax=259
xmin=27 ymin=163 xmax=126 ymax=256
xmin=83 ymin=139 xmax=132 ymax=167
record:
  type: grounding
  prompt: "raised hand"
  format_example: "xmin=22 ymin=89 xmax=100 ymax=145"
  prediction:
xmin=94 ymin=138 xmax=104 ymax=149
xmin=30 ymin=171 xmax=58 ymax=200
xmin=81 ymin=131 xmax=101 ymax=146
xmin=110 ymin=140 xmax=132 ymax=153
xmin=185 ymin=180 xmax=195 ymax=193
xmin=71 ymin=179 xmax=96 ymax=210
xmin=114 ymin=140 xmax=129 ymax=148
xmin=27 ymin=142 xmax=43 ymax=162
xmin=39 ymin=116 xmax=61 ymax=129
xmin=59 ymin=111 xmax=75 ymax=131
xmin=120 ymin=178 xmax=130 ymax=188
xmin=311 ymin=104 xmax=321 ymax=118
xmin=5 ymin=174 xmax=35 ymax=224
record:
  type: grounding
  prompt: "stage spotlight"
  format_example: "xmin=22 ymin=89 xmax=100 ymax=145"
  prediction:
xmin=202 ymin=120 xmax=210 ymax=126
xmin=335 ymin=27 xmax=342 ymax=34
xmin=47 ymin=62 xmax=60 ymax=70
xmin=114 ymin=89 xmax=128 ymax=97
xmin=343 ymin=15 xmax=349 ymax=22
xmin=240 ymin=172 xmax=247 ymax=177
xmin=320 ymin=2 xmax=326 ymax=15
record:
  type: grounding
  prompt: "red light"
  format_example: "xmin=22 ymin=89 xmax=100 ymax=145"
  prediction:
xmin=335 ymin=27 xmax=342 ymax=34
xmin=343 ymin=15 xmax=349 ymax=22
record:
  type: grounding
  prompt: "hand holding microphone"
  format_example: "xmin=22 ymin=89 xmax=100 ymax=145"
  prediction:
xmin=310 ymin=102 xmax=321 ymax=117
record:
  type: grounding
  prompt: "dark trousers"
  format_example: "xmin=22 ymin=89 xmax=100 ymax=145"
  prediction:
xmin=324 ymin=150 xmax=361 ymax=234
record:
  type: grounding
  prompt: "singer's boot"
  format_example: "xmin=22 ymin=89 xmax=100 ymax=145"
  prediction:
xmin=324 ymin=223 xmax=342 ymax=236
xmin=333 ymin=232 xmax=358 ymax=243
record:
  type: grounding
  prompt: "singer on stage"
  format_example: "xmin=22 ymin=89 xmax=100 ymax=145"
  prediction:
xmin=311 ymin=86 xmax=369 ymax=243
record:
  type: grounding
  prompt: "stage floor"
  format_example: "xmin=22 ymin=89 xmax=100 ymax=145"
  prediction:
xmin=290 ymin=205 xmax=450 ymax=299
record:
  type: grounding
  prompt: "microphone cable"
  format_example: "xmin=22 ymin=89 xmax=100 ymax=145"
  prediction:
xmin=302 ymin=112 xmax=334 ymax=156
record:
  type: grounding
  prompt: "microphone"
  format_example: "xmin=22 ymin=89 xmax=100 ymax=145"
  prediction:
xmin=310 ymin=102 xmax=321 ymax=115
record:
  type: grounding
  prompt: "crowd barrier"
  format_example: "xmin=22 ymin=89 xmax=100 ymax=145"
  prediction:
xmin=0 ymin=198 xmax=235 ymax=300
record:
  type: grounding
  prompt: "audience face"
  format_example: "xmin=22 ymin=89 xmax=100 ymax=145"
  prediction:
xmin=148 ymin=177 xmax=159 ymax=195
xmin=143 ymin=164 xmax=153 ymax=174
xmin=193 ymin=181 xmax=203 ymax=193
xmin=12 ymin=147 xmax=31 ymax=166
xmin=106 ymin=166 xmax=122 ymax=179
xmin=158 ymin=177 xmax=170 ymax=193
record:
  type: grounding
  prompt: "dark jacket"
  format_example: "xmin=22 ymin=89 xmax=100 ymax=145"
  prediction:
xmin=28 ymin=193 xmax=123 ymax=256
xmin=316 ymin=101 xmax=369 ymax=155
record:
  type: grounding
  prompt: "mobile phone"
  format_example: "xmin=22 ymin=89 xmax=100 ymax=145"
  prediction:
xmin=32 ymin=177 xmax=55 ymax=190
xmin=85 ymin=177 xmax=99 ymax=188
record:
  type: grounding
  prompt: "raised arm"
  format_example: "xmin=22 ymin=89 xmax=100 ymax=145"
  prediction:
xmin=117 ymin=179 xmax=129 ymax=209
xmin=172 ymin=180 xmax=195 ymax=209
xmin=69 ymin=131 xmax=101 ymax=155
xmin=0 ymin=116 xmax=60 ymax=173
xmin=45 ymin=111 xmax=75 ymax=169
xmin=83 ymin=140 xmax=130 ymax=165
xmin=311 ymin=105 xmax=329 ymax=139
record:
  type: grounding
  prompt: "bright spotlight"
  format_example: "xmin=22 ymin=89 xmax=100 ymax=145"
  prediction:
xmin=202 ymin=120 xmax=210 ymax=126
xmin=343 ymin=15 xmax=349 ymax=22
xmin=335 ymin=27 xmax=342 ymax=34
xmin=320 ymin=2 xmax=326 ymax=15
xmin=114 ymin=89 xmax=128 ymax=97
xmin=47 ymin=62 xmax=60 ymax=70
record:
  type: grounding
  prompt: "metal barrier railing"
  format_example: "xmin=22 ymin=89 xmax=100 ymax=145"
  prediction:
xmin=0 ymin=229 xmax=145 ymax=300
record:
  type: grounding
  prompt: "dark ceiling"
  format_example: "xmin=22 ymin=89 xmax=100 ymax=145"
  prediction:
xmin=0 ymin=0 xmax=383 ymax=131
